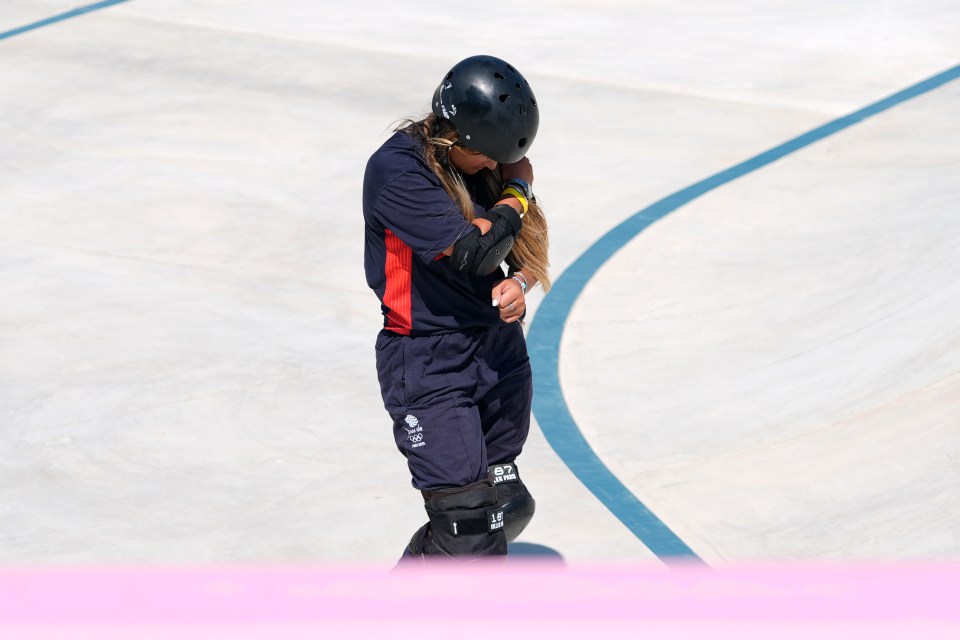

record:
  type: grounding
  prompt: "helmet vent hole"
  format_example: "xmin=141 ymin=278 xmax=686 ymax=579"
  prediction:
xmin=506 ymin=64 xmax=515 ymax=72
xmin=494 ymin=72 xmax=505 ymax=80
xmin=499 ymin=94 xmax=510 ymax=103
xmin=517 ymin=138 xmax=527 ymax=148
xmin=446 ymin=72 xmax=453 ymax=80
xmin=530 ymin=98 xmax=537 ymax=106
xmin=515 ymin=82 xmax=521 ymax=89
xmin=518 ymin=104 xmax=526 ymax=115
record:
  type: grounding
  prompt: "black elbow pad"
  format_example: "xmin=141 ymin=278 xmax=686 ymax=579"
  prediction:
xmin=451 ymin=227 xmax=482 ymax=273
xmin=452 ymin=206 xmax=523 ymax=276
xmin=474 ymin=233 xmax=515 ymax=276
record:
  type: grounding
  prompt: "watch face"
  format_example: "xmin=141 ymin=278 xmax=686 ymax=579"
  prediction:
xmin=509 ymin=178 xmax=531 ymax=199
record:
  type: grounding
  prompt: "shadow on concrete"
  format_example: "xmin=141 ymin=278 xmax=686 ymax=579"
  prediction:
xmin=508 ymin=542 xmax=565 ymax=563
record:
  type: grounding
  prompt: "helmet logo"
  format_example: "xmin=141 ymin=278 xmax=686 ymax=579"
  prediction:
xmin=437 ymin=82 xmax=457 ymax=119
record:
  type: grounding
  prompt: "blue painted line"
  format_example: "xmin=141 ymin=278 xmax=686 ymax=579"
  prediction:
xmin=528 ymin=62 xmax=960 ymax=565
xmin=0 ymin=0 xmax=132 ymax=41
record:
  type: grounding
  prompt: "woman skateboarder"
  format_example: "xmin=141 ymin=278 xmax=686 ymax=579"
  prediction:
xmin=362 ymin=55 xmax=550 ymax=560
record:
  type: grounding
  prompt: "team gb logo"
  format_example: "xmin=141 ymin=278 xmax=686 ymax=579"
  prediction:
xmin=404 ymin=414 xmax=425 ymax=447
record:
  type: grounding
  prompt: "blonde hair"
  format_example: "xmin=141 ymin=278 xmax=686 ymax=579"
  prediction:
xmin=395 ymin=115 xmax=551 ymax=292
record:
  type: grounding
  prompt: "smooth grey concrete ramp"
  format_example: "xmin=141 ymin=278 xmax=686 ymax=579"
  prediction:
xmin=1 ymin=0 xmax=957 ymax=566
xmin=563 ymin=79 xmax=960 ymax=561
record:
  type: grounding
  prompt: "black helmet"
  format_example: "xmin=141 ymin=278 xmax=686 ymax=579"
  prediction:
xmin=432 ymin=55 xmax=539 ymax=164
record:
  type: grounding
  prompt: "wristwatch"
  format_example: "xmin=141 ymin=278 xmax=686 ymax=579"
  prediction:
xmin=502 ymin=177 xmax=533 ymax=201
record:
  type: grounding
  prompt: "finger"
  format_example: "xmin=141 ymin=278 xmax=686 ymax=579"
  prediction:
xmin=492 ymin=281 xmax=513 ymax=308
xmin=492 ymin=280 xmax=511 ymax=307
xmin=501 ymin=301 xmax=524 ymax=320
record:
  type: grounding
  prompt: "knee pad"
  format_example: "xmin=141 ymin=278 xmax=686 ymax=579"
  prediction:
xmin=489 ymin=462 xmax=536 ymax=542
xmin=406 ymin=480 xmax=508 ymax=560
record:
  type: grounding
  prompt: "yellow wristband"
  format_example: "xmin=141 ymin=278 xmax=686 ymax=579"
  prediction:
xmin=500 ymin=186 xmax=529 ymax=214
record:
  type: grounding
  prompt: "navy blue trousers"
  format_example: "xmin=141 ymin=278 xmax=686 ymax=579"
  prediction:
xmin=375 ymin=323 xmax=532 ymax=491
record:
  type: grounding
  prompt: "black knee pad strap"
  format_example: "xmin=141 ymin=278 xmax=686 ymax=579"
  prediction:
xmin=417 ymin=480 xmax=508 ymax=558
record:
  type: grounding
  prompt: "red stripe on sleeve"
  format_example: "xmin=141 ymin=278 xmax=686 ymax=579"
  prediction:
xmin=383 ymin=229 xmax=413 ymax=335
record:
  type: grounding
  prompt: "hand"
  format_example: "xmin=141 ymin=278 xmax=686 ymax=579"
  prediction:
xmin=499 ymin=157 xmax=534 ymax=186
xmin=491 ymin=277 xmax=525 ymax=323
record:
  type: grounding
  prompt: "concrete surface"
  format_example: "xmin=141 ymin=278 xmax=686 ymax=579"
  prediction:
xmin=1 ymin=0 xmax=957 ymax=566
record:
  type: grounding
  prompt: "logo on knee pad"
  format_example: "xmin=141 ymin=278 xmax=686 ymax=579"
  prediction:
xmin=488 ymin=508 xmax=505 ymax=532
xmin=404 ymin=414 xmax=426 ymax=448
xmin=490 ymin=463 xmax=518 ymax=484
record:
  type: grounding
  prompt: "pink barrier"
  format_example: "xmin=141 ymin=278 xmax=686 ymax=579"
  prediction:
xmin=1 ymin=563 xmax=958 ymax=639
